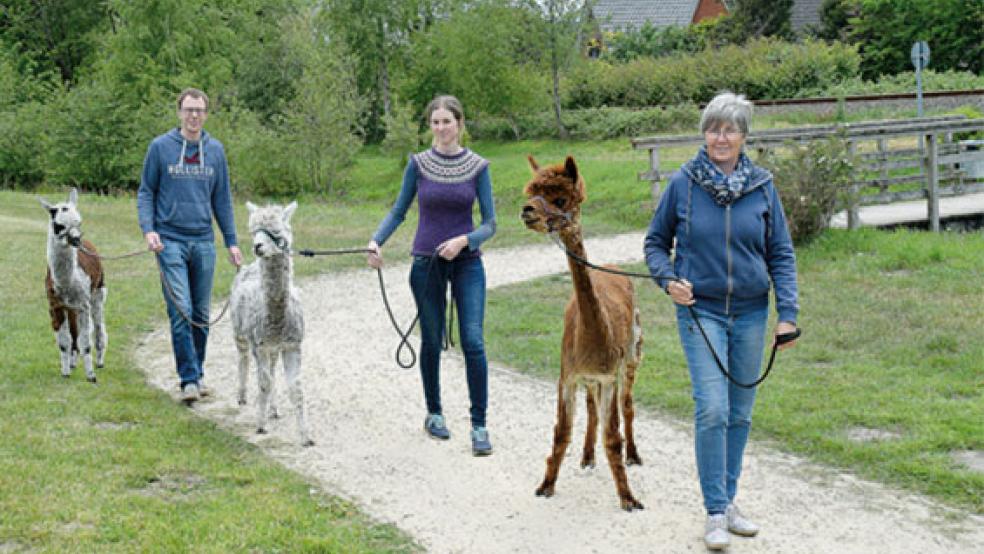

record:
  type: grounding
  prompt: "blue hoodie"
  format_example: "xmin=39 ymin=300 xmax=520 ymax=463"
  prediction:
xmin=137 ymin=128 xmax=237 ymax=247
xmin=644 ymin=158 xmax=799 ymax=323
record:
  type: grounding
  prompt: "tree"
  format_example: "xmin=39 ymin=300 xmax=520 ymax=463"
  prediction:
xmin=281 ymin=8 xmax=364 ymax=195
xmin=536 ymin=0 xmax=593 ymax=139
xmin=849 ymin=0 xmax=983 ymax=78
xmin=729 ymin=0 xmax=794 ymax=41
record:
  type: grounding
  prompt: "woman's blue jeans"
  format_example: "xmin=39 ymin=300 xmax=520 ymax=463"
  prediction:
xmin=158 ymin=240 xmax=216 ymax=387
xmin=409 ymin=254 xmax=488 ymax=427
xmin=676 ymin=304 xmax=768 ymax=514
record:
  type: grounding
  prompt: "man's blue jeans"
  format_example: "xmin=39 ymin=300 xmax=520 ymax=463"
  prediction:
xmin=409 ymin=254 xmax=488 ymax=427
xmin=158 ymin=240 xmax=216 ymax=387
xmin=676 ymin=304 xmax=768 ymax=514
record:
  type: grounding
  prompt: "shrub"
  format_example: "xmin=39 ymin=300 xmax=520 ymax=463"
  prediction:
xmin=563 ymin=38 xmax=860 ymax=109
xmin=0 ymin=102 xmax=48 ymax=189
xmin=469 ymin=105 xmax=698 ymax=140
xmin=758 ymin=135 xmax=856 ymax=244
xmin=381 ymin=98 xmax=420 ymax=168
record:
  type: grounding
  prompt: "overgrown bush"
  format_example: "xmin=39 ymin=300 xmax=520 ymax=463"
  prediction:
xmin=796 ymin=70 xmax=984 ymax=98
xmin=758 ymin=136 xmax=856 ymax=244
xmin=564 ymin=38 xmax=860 ymax=109
xmin=469 ymin=105 xmax=698 ymax=140
xmin=0 ymin=102 xmax=48 ymax=188
xmin=381 ymin=98 xmax=420 ymax=168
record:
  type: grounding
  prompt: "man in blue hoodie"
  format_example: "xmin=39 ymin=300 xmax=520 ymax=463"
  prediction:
xmin=138 ymin=88 xmax=242 ymax=404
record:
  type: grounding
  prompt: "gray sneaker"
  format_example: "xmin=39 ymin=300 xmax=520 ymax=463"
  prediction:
xmin=198 ymin=379 xmax=212 ymax=397
xmin=181 ymin=383 xmax=200 ymax=404
xmin=725 ymin=503 xmax=759 ymax=537
xmin=704 ymin=514 xmax=730 ymax=550
xmin=470 ymin=426 xmax=493 ymax=456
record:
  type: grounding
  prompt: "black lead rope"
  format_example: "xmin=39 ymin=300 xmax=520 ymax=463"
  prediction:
xmin=546 ymin=233 xmax=801 ymax=388
xmin=297 ymin=247 xmax=454 ymax=370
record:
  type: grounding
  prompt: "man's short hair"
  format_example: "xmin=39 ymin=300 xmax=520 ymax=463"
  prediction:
xmin=176 ymin=88 xmax=209 ymax=111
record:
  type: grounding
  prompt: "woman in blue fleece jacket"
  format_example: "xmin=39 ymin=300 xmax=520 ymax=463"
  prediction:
xmin=644 ymin=92 xmax=799 ymax=551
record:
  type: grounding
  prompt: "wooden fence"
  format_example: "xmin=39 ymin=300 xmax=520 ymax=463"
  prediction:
xmin=631 ymin=116 xmax=984 ymax=232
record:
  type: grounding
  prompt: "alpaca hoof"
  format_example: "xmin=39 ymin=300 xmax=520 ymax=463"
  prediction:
xmin=302 ymin=439 xmax=315 ymax=447
xmin=626 ymin=454 xmax=643 ymax=466
xmin=97 ymin=363 xmax=104 ymax=369
xmin=62 ymin=373 xmax=71 ymax=379
xmin=535 ymin=483 xmax=555 ymax=498
xmin=268 ymin=411 xmax=279 ymax=420
xmin=238 ymin=399 xmax=247 ymax=406
xmin=620 ymin=496 xmax=644 ymax=512
xmin=87 ymin=376 xmax=97 ymax=384
xmin=256 ymin=427 xmax=267 ymax=435
xmin=580 ymin=454 xmax=595 ymax=469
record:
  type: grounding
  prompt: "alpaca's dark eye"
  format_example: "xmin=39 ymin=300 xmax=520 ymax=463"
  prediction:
xmin=60 ymin=207 xmax=68 ymax=212
xmin=553 ymin=198 xmax=566 ymax=209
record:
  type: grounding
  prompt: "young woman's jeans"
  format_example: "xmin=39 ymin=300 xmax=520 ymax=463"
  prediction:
xmin=676 ymin=304 xmax=768 ymax=514
xmin=158 ymin=240 xmax=216 ymax=387
xmin=409 ymin=254 xmax=488 ymax=428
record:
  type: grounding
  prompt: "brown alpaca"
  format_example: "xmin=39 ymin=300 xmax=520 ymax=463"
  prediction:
xmin=521 ymin=155 xmax=644 ymax=511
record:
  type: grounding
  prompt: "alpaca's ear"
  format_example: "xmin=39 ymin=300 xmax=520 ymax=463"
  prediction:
xmin=246 ymin=201 xmax=258 ymax=214
xmin=68 ymin=188 xmax=78 ymax=206
xmin=564 ymin=156 xmax=578 ymax=183
xmin=283 ymin=201 xmax=297 ymax=222
xmin=527 ymin=155 xmax=540 ymax=173
xmin=39 ymin=197 xmax=56 ymax=216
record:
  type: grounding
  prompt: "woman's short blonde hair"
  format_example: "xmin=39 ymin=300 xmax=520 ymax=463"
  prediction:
xmin=700 ymin=92 xmax=753 ymax=136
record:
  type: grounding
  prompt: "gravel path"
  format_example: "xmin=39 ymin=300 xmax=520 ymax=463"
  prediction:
xmin=137 ymin=232 xmax=982 ymax=553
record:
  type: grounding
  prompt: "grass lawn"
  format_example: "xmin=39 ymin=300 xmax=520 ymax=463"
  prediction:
xmin=484 ymin=229 xmax=984 ymax=513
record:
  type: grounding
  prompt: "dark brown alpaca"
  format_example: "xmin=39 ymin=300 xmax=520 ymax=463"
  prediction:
xmin=521 ymin=155 xmax=644 ymax=511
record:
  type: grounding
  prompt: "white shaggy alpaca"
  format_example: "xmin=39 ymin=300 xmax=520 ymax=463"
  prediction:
xmin=230 ymin=201 xmax=313 ymax=446
xmin=39 ymin=188 xmax=108 ymax=383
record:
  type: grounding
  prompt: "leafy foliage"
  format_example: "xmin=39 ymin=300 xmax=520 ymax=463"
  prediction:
xmin=382 ymin=96 xmax=421 ymax=168
xmin=849 ymin=0 xmax=984 ymax=78
xmin=759 ymin=136 xmax=856 ymax=244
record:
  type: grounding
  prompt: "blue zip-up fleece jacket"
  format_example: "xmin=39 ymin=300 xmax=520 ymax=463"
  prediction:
xmin=644 ymin=160 xmax=799 ymax=323
xmin=137 ymin=128 xmax=237 ymax=247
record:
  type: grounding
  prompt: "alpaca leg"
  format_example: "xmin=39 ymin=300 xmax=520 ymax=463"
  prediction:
xmin=601 ymin=382 xmax=643 ymax=511
xmin=91 ymin=287 xmax=108 ymax=368
xmin=267 ymin=352 xmax=279 ymax=420
xmin=67 ymin=310 xmax=79 ymax=369
xmin=282 ymin=347 xmax=313 ymax=447
xmin=581 ymin=386 xmax=598 ymax=468
xmin=536 ymin=380 xmax=577 ymax=499
xmin=55 ymin=316 xmax=72 ymax=378
xmin=77 ymin=307 xmax=96 ymax=383
xmin=235 ymin=336 xmax=249 ymax=406
xmin=254 ymin=347 xmax=274 ymax=434
xmin=623 ymin=308 xmax=644 ymax=465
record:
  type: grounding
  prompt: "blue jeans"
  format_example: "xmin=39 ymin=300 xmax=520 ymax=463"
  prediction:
xmin=158 ymin=240 xmax=216 ymax=387
xmin=676 ymin=304 xmax=768 ymax=514
xmin=409 ymin=255 xmax=488 ymax=427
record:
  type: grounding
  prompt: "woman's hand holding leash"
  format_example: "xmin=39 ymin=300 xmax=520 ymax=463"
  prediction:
xmin=367 ymin=240 xmax=383 ymax=269
xmin=144 ymin=231 xmax=164 ymax=253
xmin=436 ymin=235 xmax=468 ymax=260
xmin=774 ymin=321 xmax=799 ymax=350
xmin=667 ymin=279 xmax=695 ymax=306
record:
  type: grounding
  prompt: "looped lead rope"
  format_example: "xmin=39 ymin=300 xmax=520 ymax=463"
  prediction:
xmin=156 ymin=254 xmax=237 ymax=330
xmin=544 ymin=232 xmax=800 ymax=388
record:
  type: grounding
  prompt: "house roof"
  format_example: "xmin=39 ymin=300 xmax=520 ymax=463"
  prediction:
xmin=593 ymin=0 xmax=701 ymax=32
xmin=789 ymin=0 xmax=824 ymax=30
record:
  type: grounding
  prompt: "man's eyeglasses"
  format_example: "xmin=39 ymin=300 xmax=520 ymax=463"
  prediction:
xmin=181 ymin=108 xmax=207 ymax=116
xmin=705 ymin=128 xmax=743 ymax=140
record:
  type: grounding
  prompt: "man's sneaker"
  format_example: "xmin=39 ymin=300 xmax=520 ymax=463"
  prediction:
xmin=704 ymin=514 xmax=730 ymax=550
xmin=725 ymin=503 xmax=760 ymax=537
xmin=198 ymin=379 xmax=212 ymax=397
xmin=180 ymin=383 xmax=200 ymax=404
xmin=470 ymin=426 xmax=493 ymax=456
xmin=423 ymin=414 xmax=450 ymax=440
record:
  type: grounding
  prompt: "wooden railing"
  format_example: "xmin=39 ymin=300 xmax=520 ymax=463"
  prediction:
xmin=631 ymin=116 xmax=984 ymax=231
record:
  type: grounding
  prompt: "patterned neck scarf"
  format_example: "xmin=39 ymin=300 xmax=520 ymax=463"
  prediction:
xmin=686 ymin=146 xmax=754 ymax=206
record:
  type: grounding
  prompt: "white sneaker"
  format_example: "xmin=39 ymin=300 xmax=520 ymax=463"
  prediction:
xmin=704 ymin=514 xmax=730 ymax=550
xmin=726 ymin=503 xmax=760 ymax=537
xmin=198 ymin=379 xmax=212 ymax=397
xmin=181 ymin=383 xmax=200 ymax=404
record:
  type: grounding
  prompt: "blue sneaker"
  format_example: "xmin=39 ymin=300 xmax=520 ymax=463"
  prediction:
xmin=471 ymin=426 xmax=493 ymax=456
xmin=424 ymin=414 xmax=450 ymax=440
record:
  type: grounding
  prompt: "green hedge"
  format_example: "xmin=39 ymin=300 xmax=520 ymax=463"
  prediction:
xmin=470 ymin=105 xmax=698 ymax=140
xmin=565 ymin=38 xmax=860 ymax=109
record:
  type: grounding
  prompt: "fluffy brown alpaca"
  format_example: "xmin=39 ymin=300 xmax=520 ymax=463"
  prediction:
xmin=521 ymin=155 xmax=644 ymax=511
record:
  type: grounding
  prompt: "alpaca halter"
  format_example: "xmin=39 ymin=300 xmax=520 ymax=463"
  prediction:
xmin=253 ymin=227 xmax=290 ymax=253
xmin=526 ymin=195 xmax=574 ymax=232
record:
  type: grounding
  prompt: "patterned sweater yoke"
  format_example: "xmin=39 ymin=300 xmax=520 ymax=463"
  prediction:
xmin=413 ymin=148 xmax=488 ymax=184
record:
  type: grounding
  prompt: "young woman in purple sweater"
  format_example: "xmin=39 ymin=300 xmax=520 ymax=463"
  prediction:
xmin=367 ymin=95 xmax=497 ymax=456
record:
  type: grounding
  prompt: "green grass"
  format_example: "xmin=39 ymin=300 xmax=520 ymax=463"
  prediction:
xmin=484 ymin=229 xmax=984 ymax=513
xmin=0 ymin=191 xmax=421 ymax=553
